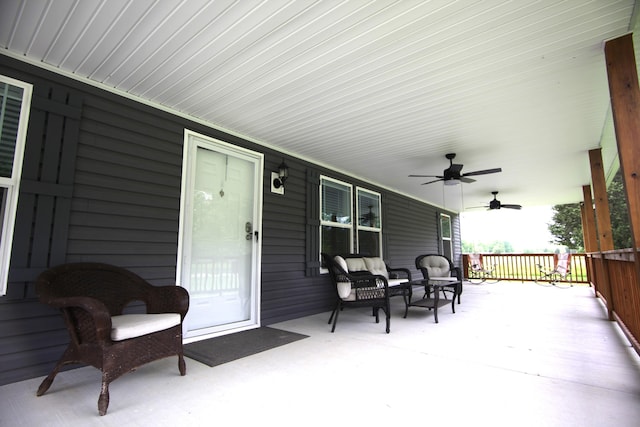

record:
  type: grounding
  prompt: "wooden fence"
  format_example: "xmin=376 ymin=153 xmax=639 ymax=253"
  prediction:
xmin=587 ymin=249 xmax=640 ymax=355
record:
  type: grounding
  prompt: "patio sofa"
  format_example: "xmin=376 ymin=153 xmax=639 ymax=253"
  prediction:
xmin=322 ymin=253 xmax=412 ymax=333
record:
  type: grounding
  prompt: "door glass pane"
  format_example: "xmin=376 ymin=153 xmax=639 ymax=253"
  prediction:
xmin=186 ymin=146 xmax=255 ymax=332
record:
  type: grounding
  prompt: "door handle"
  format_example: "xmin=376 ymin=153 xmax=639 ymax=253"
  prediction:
xmin=245 ymin=222 xmax=254 ymax=241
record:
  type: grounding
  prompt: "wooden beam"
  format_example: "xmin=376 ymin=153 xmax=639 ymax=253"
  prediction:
xmin=588 ymin=149 xmax=614 ymax=251
xmin=605 ymin=33 xmax=640 ymax=250
xmin=581 ymin=185 xmax=598 ymax=253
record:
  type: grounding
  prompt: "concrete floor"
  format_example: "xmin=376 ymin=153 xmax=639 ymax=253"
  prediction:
xmin=2 ymin=281 xmax=640 ymax=427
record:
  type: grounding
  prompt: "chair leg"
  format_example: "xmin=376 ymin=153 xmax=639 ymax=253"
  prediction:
xmin=98 ymin=375 xmax=110 ymax=416
xmin=36 ymin=345 xmax=76 ymax=397
xmin=37 ymin=369 xmax=58 ymax=397
xmin=328 ymin=305 xmax=337 ymax=324
xmin=178 ymin=353 xmax=187 ymax=376
xmin=384 ymin=304 xmax=390 ymax=333
xmin=331 ymin=304 xmax=340 ymax=332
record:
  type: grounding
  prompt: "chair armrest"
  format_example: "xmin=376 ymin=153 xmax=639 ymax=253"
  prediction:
xmin=46 ymin=296 xmax=113 ymax=342
xmin=387 ymin=266 xmax=412 ymax=281
xmin=146 ymin=286 xmax=190 ymax=319
xmin=451 ymin=267 xmax=462 ymax=280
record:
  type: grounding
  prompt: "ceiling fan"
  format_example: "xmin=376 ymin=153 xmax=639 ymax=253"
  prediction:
xmin=409 ymin=153 xmax=502 ymax=185
xmin=485 ymin=191 xmax=522 ymax=210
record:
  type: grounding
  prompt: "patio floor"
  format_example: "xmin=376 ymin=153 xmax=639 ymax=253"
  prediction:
xmin=2 ymin=281 xmax=640 ymax=426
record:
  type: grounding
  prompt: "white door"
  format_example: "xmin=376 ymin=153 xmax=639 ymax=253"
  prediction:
xmin=178 ymin=130 xmax=263 ymax=341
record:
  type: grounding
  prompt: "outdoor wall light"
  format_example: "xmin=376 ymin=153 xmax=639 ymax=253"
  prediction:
xmin=273 ymin=160 xmax=289 ymax=189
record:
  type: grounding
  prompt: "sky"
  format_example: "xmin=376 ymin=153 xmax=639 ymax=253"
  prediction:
xmin=460 ymin=205 xmax=561 ymax=252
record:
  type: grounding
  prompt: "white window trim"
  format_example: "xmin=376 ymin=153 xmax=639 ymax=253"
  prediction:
xmin=440 ymin=213 xmax=453 ymax=259
xmin=0 ymin=75 xmax=33 ymax=296
xmin=320 ymin=175 xmax=354 ymax=261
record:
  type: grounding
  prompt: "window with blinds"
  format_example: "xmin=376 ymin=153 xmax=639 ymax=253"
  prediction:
xmin=0 ymin=76 xmax=32 ymax=295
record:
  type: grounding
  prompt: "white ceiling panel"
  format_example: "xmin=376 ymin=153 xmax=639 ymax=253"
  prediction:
xmin=0 ymin=0 xmax=637 ymax=212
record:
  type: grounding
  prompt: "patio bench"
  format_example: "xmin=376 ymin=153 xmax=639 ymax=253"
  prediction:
xmin=322 ymin=253 xmax=412 ymax=333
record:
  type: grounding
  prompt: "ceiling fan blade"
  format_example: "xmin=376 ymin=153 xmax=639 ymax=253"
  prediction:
xmin=459 ymin=177 xmax=476 ymax=183
xmin=502 ymin=204 xmax=522 ymax=210
xmin=421 ymin=178 xmax=444 ymax=185
xmin=409 ymin=174 xmax=443 ymax=178
xmin=462 ymin=167 xmax=502 ymax=177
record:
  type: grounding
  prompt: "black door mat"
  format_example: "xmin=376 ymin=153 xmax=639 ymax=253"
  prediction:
xmin=183 ymin=326 xmax=309 ymax=367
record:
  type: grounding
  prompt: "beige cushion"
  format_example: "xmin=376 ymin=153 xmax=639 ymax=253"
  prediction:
xmin=345 ymin=257 xmax=367 ymax=272
xmin=363 ymin=257 xmax=389 ymax=279
xmin=338 ymin=284 xmax=356 ymax=301
xmin=420 ymin=256 xmax=451 ymax=277
xmin=110 ymin=313 xmax=181 ymax=341
xmin=333 ymin=255 xmax=348 ymax=272
xmin=336 ymin=281 xmax=353 ymax=299
xmin=387 ymin=278 xmax=407 ymax=287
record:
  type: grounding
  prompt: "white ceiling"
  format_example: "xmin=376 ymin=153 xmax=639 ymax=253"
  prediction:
xmin=1 ymin=0 xmax=636 ymax=212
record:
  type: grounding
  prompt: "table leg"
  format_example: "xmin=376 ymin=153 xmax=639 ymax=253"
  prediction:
xmin=433 ymin=285 xmax=439 ymax=323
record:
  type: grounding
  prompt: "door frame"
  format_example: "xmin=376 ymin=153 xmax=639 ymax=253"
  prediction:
xmin=177 ymin=129 xmax=264 ymax=343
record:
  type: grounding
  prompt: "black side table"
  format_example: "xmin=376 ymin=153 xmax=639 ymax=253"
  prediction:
xmin=405 ymin=278 xmax=460 ymax=323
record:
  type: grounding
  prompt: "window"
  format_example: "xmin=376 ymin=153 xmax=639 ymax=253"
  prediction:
xmin=440 ymin=213 xmax=453 ymax=260
xmin=356 ymin=187 xmax=381 ymax=256
xmin=320 ymin=177 xmax=353 ymax=255
xmin=0 ymin=76 xmax=32 ymax=295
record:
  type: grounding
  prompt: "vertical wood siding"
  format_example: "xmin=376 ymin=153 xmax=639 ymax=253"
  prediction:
xmin=0 ymin=56 xmax=460 ymax=385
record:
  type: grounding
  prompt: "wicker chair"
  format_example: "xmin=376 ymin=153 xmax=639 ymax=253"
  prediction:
xmin=35 ymin=262 xmax=189 ymax=415
xmin=415 ymin=254 xmax=463 ymax=304
xmin=322 ymin=253 xmax=394 ymax=333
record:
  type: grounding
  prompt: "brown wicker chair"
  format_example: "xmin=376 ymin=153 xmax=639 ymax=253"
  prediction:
xmin=35 ymin=262 xmax=189 ymax=415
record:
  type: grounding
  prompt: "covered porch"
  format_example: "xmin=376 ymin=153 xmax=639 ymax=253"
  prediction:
xmin=2 ymin=281 xmax=639 ymax=426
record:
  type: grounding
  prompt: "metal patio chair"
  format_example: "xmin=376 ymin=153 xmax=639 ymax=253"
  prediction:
xmin=467 ymin=253 xmax=498 ymax=284
xmin=536 ymin=253 xmax=572 ymax=288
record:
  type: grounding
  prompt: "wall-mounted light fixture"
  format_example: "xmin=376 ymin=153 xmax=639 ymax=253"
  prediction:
xmin=273 ymin=160 xmax=289 ymax=188
xmin=271 ymin=160 xmax=289 ymax=194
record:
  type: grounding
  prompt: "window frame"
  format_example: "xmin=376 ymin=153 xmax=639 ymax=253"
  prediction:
xmin=0 ymin=75 xmax=32 ymax=296
xmin=320 ymin=175 xmax=354 ymax=258
xmin=440 ymin=213 xmax=453 ymax=260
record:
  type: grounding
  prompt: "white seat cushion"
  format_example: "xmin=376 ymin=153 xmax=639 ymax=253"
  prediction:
xmin=334 ymin=255 xmax=349 ymax=272
xmin=110 ymin=313 xmax=181 ymax=341
xmin=345 ymin=257 xmax=367 ymax=272
xmin=363 ymin=257 xmax=389 ymax=279
xmin=337 ymin=281 xmax=353 ymax=299
xmin=387 ymin=278 xmax=407 ymax=287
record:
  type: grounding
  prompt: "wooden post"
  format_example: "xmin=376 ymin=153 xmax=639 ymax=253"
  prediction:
xmin=588 ymin=149 xmax=615 ymax=251
xmin=581 ymin=185 xmax=598 ymax=253
xmin=581 ymin=185 xmax=597 ymax=288
xmin=605 ymin=33 xmax=640 ymax=277
xmin=605 ymin=34 xmax=640 ymax=249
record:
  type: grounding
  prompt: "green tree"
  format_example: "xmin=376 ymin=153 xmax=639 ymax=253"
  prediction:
xmin=548 ymin=171 xmax=632 ymax=250
xmin=549 ymin=204 xmax=584 ymax=251
xmin=608 ymin=172 xmax=632 ymax=249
